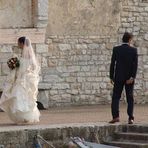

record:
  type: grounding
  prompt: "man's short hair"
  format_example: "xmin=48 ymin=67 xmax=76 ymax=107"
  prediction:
xmin=122 ymin=32 xmax=133 ymax=43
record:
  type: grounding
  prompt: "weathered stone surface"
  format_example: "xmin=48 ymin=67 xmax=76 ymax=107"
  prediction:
xmin=47 ymin=0 xmax=121 ymax=36
xmin=58 ymin=44 xmax=71 ymax=51
xmin=0 ymin=0 xmax=147 ymax=107
xmin=34 ymin=0 xmax=49 ymax=27
xmin=0 ymin=76 xmax=6 ymax=91
xmin=0 ymin=29 xmax=46 ymax=44
xmin=144 ymin=34 xmax=148 ymax=41
xmin=0 ymin=0 xmax=32 ymax=28
xmin=38 ymin=83 xmax=52 ymax=90
xmin=1 ymin=63 xmax=10 ymax=75
xmin=0 ymin=124 xmax=123 ymax=148
xmin=43 ymin=75 xmax=64 ymax=83
xmin=36 ymin=44 xmax=48 ymax=53
xmin=52 ymin=83 xmax=70 ymax=90
xmin=0 ymin=45 xmax=12 ymax=53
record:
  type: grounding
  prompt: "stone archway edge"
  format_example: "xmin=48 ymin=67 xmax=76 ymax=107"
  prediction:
xmin=0 ymin=28 xmax=46 ymax=44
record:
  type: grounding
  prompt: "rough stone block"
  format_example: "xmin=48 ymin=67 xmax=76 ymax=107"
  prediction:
xmin=144 ymin=34 xmax=148 ymax=41
xmin=76 ymin=44 xmax=87 ymax=50
xmin=1 ymin=63 xmax=10 ymax=75
xmin=88 ymin=44 xmax=100 ymax=50
xmin=0 ymin=45 xmax=13 ymax=53
xmin=43 ymin=75 xmax=64 ymax=83
xmin=38 ymin=83 xmax=52 ymax=90
xmin=36 ymin=44 xmax=48 ymax=53
xmin=52 ymin=83 xmax=70 ymax=90
xmin=58 ymin=44 xmax=71 ymax=51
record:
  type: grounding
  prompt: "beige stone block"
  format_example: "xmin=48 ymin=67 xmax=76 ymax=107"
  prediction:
xmin=61 ymin=94 xmax=71 ymax=101
xmin=0 ymin=45 xmax=13 ymax=53
xmin=68 ymin=66 xmax=80 ymax=72
xmin=0 ymin=29 xmax=46 ymax=44
xmin=43 ymin=75 xmax=64 ymax=83
xmin=58 ymin=44 xmax=71 ymax=51
xmin=50 ymin=95 xmax=61 ymax=102
xmin=133 ymin=26 xmax=140 ymax=32
xmin=41 ymin=57 xmax=48 ymax=67
xmin=66 ymin=77 xmax=77 ymax=83
xmin=1 ymin=63 xmax=10 ymax=75
xmin=52 ymin=83 xmax=70 ymax=90
xmin=47 ymin=0 xmax=121 ymax=36
xmin=0 ymin=53 xmax=13 ymax=62
xmin=49 ymin=90 xmax=58 ymax=95
xmin=0 ymin=76 xmax=7 ymax=91
xmin=145 ymin=7 xmax=148 ymax=11
xmin=0 ymin=64 xmax=1 ymax=76
xmin=71 ymin=83 xmax=81 ymax=90
xmin=77 ymin=77 xmax=86 ymax=82
xmin=67 ymin=89 xmax=79 ymax=95
xmin=36 ymin=44 xmax=48 ymax=53
xmin=0 ymin=0 xmax=32 ymax=28
xmin=38 ymin=82 xmax=52 ymax=89
xmin=46 ymin=38 xmax=53 ymax=44
xmin=144 ymin=34 xmax=148 ymax=41
xmin=80 ymin=66 xmax=90 ymax=72
xmin=76 ymin=44 xmax=87 ymax=50
xmin=139 ymin=47 xmax=147 ymax=55
xmin=88 ymin=44 xmax=100 ymax=50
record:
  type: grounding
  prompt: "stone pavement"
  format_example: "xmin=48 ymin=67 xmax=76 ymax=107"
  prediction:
xmin=0 ymin=104 xmax=147 ymax=131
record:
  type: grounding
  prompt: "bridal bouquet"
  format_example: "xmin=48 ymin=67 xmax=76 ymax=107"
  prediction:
xmin=7 ymin=57 xmax=20 ymax=70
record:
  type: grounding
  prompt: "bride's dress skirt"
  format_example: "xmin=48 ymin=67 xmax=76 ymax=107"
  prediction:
xmin=0 ymin=58 xmax=40 ymax=124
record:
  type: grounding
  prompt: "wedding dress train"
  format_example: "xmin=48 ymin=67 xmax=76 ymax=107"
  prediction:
xmin=0 ymin=38 xmax=40 ymax=124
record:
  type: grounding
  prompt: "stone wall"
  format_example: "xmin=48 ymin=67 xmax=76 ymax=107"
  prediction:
xmin=0 ymin=0 xmax=33 ymax=28
xmin=47 ymin=0 xmax=121 ymax=36
xmin=40 ymin=0 xmax=148 ymax=107
xmin=118 ymin=0 xmax=148 ymax=103
xmin=41 ymin=36 xmax=116 ymax=107
xmin=0 ymin=124 xmax=122 ymax=148
xmin=0 ymin=0 xmax=148 ymax=107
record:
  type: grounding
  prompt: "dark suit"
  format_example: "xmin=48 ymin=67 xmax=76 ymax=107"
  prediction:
xmin=110 ymin=44 xmax=138 ymax=120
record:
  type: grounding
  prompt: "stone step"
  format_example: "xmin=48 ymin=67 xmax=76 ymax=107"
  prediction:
xmin=114 ymin=132 xmax=148 ymax=141
xmin=85 ymin=142 xmax=120 ymax=148
xmin=105 ymin=141 xmax=148 ymax=148
xmin=122 ymin=125 xmax=148 ymax=133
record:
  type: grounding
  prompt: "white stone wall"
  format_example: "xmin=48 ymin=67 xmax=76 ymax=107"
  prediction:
xmin=0 ymin=0 xmax=33 ymax=28
xmin=118 ymin=0 xmax=148 ymax=103
xmin=41 ymin=0 xmax=148 ymax=107
xmin=41 ymin=36 xmax=115 ymax=107
xmin=47 ymin=0 xmax=121 ymax=36
xmin=0 ymin=0 xmax=147 ymax=107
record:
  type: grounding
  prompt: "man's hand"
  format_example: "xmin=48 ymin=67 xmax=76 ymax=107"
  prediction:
xmin=110 ymin=79 xmax=114 ymax=85
xmin=126 ymin=77 xmax=134 ymax=84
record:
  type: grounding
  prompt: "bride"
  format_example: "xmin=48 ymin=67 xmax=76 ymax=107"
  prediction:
xmin=0 ymin=37 xmax=40 ymax=124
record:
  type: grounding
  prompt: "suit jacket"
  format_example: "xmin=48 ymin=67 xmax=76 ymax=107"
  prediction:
xmin=110 ymin=44 xmax=138 ymax=82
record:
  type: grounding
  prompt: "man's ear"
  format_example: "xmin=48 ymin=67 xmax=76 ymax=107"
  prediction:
xmin=129 ymin=38 xmax=133 ymax=45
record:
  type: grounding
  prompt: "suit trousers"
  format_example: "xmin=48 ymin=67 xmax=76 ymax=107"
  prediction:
xmin=111 ymin=81 xmax=134 ymax=120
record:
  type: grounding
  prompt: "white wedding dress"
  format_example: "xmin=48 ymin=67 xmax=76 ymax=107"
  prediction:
xmin=0 ymin=38 xmax=40 ymax=124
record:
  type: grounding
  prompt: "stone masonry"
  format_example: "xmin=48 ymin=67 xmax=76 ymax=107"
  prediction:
xmin=0 ymin=0 xmax=148 ymax=107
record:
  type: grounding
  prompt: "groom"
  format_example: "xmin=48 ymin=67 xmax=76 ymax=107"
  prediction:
xmin=109 ymin=32 xmax=138 ymax=124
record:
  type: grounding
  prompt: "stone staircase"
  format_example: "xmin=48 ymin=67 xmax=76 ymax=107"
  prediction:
xmin=104 ymin=125 xmax=148 ymax=148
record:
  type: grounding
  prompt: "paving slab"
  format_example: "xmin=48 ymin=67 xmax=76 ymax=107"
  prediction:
xmin=0 ymin=104 xmax=147 ymax=131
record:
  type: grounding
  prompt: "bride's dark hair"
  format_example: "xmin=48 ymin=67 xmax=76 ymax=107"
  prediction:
xmin=18 ymin=36 xmax=26 ymax=45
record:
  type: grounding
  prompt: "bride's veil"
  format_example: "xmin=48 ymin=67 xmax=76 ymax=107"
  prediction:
xmin=20 ymin=37 xmax=40 ymax=102
xmin=22 ymin=38 xmax=40 ymax=74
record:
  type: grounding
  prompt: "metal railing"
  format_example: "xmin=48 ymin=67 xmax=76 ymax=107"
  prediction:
xmin=33 ymin=135 xmax=55 ymax=148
